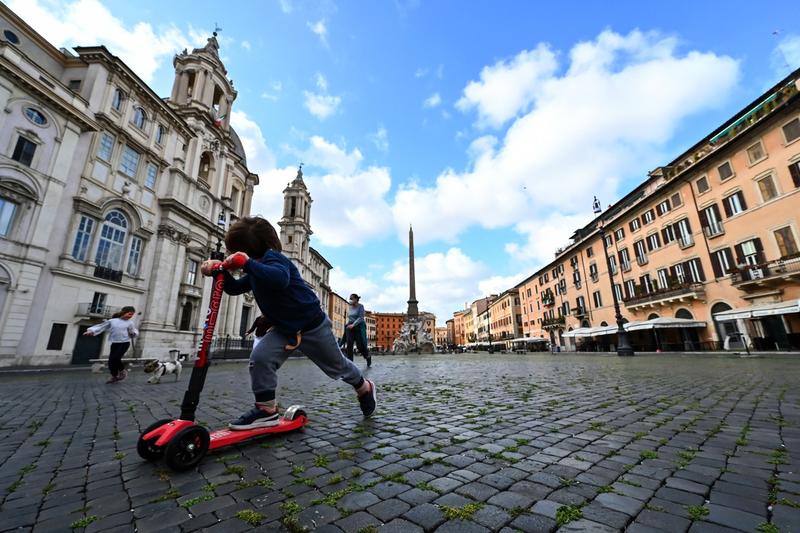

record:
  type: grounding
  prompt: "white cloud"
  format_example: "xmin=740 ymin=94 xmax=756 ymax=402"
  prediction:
xmin=241 ymin=40 xmax=251 ymax=51
xmin=8 ymin=0 xmax=205 ymax=84
xmin=455 ymin=44 xmax=558 ymax=129
xmin=230 ymin=110 xmax=281 ymax=222
xmin=414 ymin=67 xmax=429 ymax=78
xmin=307 ymin=19 xmax=328 ymax=47
xmin=304 ymin=73 xmax=341 ymax=119
xmin=296 ymin=136 xmax=363 ymax=175
xmin=260 ymin=81 xmax=283 ymax=101
xmin=478 ymin=274 xmax=525 ymax=297
xmin=423 ymin=92 xmax=442 ymax=108
xmin=278 ymin=0 xmax=293 ymax=13
xmin=392 ymin=29 xmax=740 ymax=269
xmin=773 ymin=34 xmax=800 ymax=74
xmin=370 ymin=126 xmax=389 ymax=152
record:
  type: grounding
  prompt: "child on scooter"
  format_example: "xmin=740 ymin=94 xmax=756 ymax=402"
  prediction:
xmin=201 ymin=217 xmax=376 ymax=430
xmin=83 ymin=306 xmax=138 ymax=384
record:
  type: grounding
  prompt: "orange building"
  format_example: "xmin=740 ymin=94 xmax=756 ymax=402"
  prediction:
xmin=452 ymin=309 xmax=470 ymax=346
xmin=516 ymin=70 xmax=800 ymax=352
xmin=488 ymin=289 xmax=522 ymax=347
xmin=446 ymin=319 xmax=455 ymax=346
xmin=328 ymin=292 xmax=348 ymax=341
xmin=372 ymin=312 xmax=405 ymax=351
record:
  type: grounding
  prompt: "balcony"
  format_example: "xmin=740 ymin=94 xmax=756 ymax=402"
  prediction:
xmin=542 ymin=294 xmax=555 ymax=307
xmin=703 ymin=221 xmax=725 ymax=239
xmin=542 ymin=316 xmax=566 ymax=330
xmin=590 ymin=273 xmax=599 ymax=283
xmin=623 ymin=282 xmax=706 ymax=310
xmin=572 ymin=307 xmax=588 ymax=318
xmin=180 ymin=283 xmax=203 ymax=299
xmin=621 ymin=261 xmax=632 ymax=273
xmin=574 ymin=280 xmax=582 ymax=289
xmin=94 ymin=266 xmax=123 ymax=283
xmin=636 ymin=254 xmax=648 ymax=266
xmin=678 ymin=234 xmax=694 ymax=249
xmin=730 ymin=256 xmax=800 ymax=291
xmin=76 ymin=303 xmax=120 ymax=318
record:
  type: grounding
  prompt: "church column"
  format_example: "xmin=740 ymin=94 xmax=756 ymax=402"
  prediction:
xmin=192 ymin=70 xmax=205 ymax=104
xmin=177 ymin=72 xmax=190 ymax=102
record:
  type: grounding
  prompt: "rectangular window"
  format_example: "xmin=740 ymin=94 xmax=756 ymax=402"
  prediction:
xmin=613 ymin=284 xmax=623 ymax=303
xmin=657 ymin=268 xmax=669 ymax=290
xmin=641 ymin=274 xmax=653 ymax=294
xmin=790 ymin=162 xmax=800 ymax=188
xmin=609 ymin=254 xmax=617 ymax=274
xmin=676 ymin=218 xmax=693 ymax=247
xmin=784 ymin=118 xmax=800 ymax=143
xmin=46 ymin=323 xmax=68 ymax=350
xmin=656 ymin=200 xmax=671 ymax=216
xmin=605 ymin=235 xmax=613 ymax=248
xmin=712 ymin=248 xmax=734 ymax=277
xmin=662 ymin=224 xmax=676 ymax=244
xmin=629 ymin=218 xmax=641 ymax=232
xmin=746 ymin=141 xmax=766 ymax=164
xmin=670 ymin=192 xmax=683 ymax=208
xmin=90 ymin=292 xmax=107 ymax=314
xmin=145 ymin=163 xmax=158 ymax=189
xmin=774 ymin=227 xmax=799 ymax=258
xmin=593 ymin=291 xmax=602 ymax=308
xmin=739 ymin=239 xmax=761 ymax=266
xmin=723 ymin=191 xmax=747 ymax=216
xmin=68 ymin=79 xmax=81 ymax=91
xmin=589 ymin=263 xmax=598 ymax=281
xmin=186 ymin=260 xmax=198 ymax=285
xmin=757 ymin=175 xmax=778 ymax=202
xmin=674 ymin=263 xmax=686 ymax=284
xmin=586 ymin=246 xmax=594 ymax=258
xmin=97 ymin=133 xmax=114 ymax=161
xmin=615 ymin=228 xmax=625 ymax=241
xmin=119 ymin=145 xmax=140 ymax=177
xmin=642 ymin=209 xmax=655 ymax=225
xmin=717 ymin=161 xmax=734 ymax=181
xmin=0 ymin=198 xmax=17 ymax=237
xmin=619 ymin=248 xmax=631 ymax=271
xmin=634 ymin=240 xmax=647 ymax=264
xmin=647 ymin=233 xmax=661 ymax=252
xmin=71 ymin=215 xmax=95 ymax=260
xmin=12 ymin=137 xmax=36 ymax=167
xmin=625 ymin=280 xmax=636 ymax=300
xmin=687 ymin=258 xmax=705 ymax=283
xmin=126 ymin=237 xmax=142 ymax=276
xmin=701 ymin=204 xmax=724 ymax=237
xmin=696 ymin=176 xmax=710 ymax=194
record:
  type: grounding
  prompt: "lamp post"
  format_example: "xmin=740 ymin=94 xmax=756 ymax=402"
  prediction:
xmin=486 ymin=310 xmax=493 ymax=354
xmin=593 ymin=196 xmax=634 ymax=357
xmin=212 ymin=212 xmax=226 ymax=261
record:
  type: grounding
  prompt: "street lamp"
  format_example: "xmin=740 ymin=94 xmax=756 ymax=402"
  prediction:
xmin=212 ymin=211 xmax=226 ymax=261
xmin=593 ymin=196 xmax=635 ymax=357
xmin=486 ymin=310 xmax=493 ymax=354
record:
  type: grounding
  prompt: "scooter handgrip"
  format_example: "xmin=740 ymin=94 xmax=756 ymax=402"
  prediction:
xmin=223 ymin=252 xmax=248 ymax=270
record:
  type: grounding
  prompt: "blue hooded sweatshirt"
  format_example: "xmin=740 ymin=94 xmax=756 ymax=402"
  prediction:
xmin=222 ymin=250 xmax=325 ymax=336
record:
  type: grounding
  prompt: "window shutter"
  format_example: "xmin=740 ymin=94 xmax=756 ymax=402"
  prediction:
xmin=698 ymin=208 xmax=708 ymax=228
xmin=734 ymin=243 xmax=744 ymax=265
xmin=683 ymin=219 xmax=692 ymax=233
xmin=711 ymin=204 xmax=722 ymax=221
xmin=723 ymin=248 xmax=734 ymax=272
xmin=646 ymin=238 xmax=653 ymax=252
xmin=737 ymin=191 xmax=748 ymax=210
xmin=664 ymin=198 xmax=671 ymax=210
xmin=694 ymin=259 xmax=706 ymax=282
xmin=723 ymin=197 xmax=732 ymax=218
xmin=789 ymin=163 xmax=800 ymax=188
xmin=661 ymin=228 xmax=669 ymax=242
xmin=640 ymin=214 xmax=647 ymax=226
xmin=629 ymin=221 xmax=635 ymax=232
xmin=753 ymin=238 xmax=765 ymax=263
xmin=710 ymin=252 xmax=723 ymax=278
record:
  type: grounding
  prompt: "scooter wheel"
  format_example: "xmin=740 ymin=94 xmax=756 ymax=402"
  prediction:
xmin=137 ymin=418 xmax=172 ymax=461
xmin=164 ymin=425 xmax=210 ymax=472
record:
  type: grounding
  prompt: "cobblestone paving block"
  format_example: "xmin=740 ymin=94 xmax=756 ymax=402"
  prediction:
xmin=379 ymin=517 xmax=424 ymax=533
xmin=705 ymin=503 xmax=765 ymax=531
xmin=403 ymin=501 xmax=446 ymax=530
xmin=509 ymin=512 xmax=557 ymax=533
xmin=435 ymin=519 xmax=491 ymax=532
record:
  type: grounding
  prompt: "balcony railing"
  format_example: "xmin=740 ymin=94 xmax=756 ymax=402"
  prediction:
xmin=730 ymin=256 xmax=800 ymax=289
xmin=590 ymin=273 xmax=599 ymax=283
xmin=623 ymin=282 xmax=705 ymax=309
xmin=76 ymin=303 xmax=121 ymax=318
xmin=572 ymin=307 xmax=588 ymax=318
xmin=574 ymin=280 xmax=582 ymax=289
xmin=542 ymin=316 xmax=566 ymax=329
xmin=94 ymin=266 xmax=123 ymax=282
xmin=636 ymin=254 xmax=648 ymax=266
xmin=703 ymin=221 xmax=725 ymax=238
xmin=677 ymin=234 xmax=694 ymax=249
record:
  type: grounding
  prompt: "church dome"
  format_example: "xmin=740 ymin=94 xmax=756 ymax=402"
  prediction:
xmin=229 ymin=127 xmax=246 ymax=166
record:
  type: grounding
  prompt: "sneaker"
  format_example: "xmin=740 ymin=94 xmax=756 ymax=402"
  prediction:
xmin=366 ymin=356 xmax=372 ymax=368
xmin=106 ymin=376 xmax=119 ymax=384
xmin=229 ymin=406 xmax=281 ymax=430
xmin=117 ymin=369 xmax=128 ymax=381
xmin=358 ymin=380 xmax=377 ymax=418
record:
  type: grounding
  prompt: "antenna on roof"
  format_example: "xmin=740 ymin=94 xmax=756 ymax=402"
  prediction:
xmin=213 ymin=23 xmax=223 ymax=37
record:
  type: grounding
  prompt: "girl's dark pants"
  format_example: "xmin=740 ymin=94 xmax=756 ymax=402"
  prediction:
xmin=108 ymin=342 xmax=130 ymax=376
xmin=345 ymin=327 xmax=369 ymax=361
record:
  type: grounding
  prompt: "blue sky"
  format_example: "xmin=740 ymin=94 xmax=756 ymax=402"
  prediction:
xmin=11 ymin=0 xmax=800 ymax=320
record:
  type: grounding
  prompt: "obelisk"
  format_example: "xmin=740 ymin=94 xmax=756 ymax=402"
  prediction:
xmin=406 ymin=225 xmax=419 ymax=317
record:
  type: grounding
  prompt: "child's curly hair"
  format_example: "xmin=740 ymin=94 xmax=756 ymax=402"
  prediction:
xmin=225 ymin=217 xmax=282 ymax=258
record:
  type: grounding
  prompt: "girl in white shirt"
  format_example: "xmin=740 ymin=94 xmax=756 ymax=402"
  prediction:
xmin=84 ymin=306 xmax=138 ymax=383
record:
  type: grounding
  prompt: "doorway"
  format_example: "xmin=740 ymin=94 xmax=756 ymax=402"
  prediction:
xmin=71 ymin=325 xmax=103 ymax=364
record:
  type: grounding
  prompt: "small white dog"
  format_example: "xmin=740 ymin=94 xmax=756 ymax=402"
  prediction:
xmin=143 ymin=355 xmax=185 ymax=384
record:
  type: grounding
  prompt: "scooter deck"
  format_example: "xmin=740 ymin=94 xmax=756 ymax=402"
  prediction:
xmin=209 ymin=415 xmax=308 ymax=450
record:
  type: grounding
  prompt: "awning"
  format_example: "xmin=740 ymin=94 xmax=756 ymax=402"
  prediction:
xmin=510 ymin=337 xmax=548 ymax=343
xmin=562 ymin=327 xmax=593 ymax=338
xmin=714 ymin=299 xmax=800 ymax=321
xmin=627 ymin=317 xmax=707 ymax=331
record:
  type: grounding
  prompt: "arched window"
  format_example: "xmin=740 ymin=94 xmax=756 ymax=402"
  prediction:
xmin=133 ymin=107 xmax=146 ymax=129
xmin=95 ymin=210 xmax=128 ymax=270
xmin=198 ymin=152 xmax=212 ymax=183
xmin=600 ymin=321 xmax=608 ymax=327
xmin=112 ymin=89 xmax=124 ymax=111
xmin=155 ymin=125 xmax=165 ymax=145
xmin=648 ymin=313 xmax=660 ymax=320
xmin=675 ymin=308 xmax=694 ymax=320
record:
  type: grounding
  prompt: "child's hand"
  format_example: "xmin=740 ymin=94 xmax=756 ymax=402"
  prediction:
xmin=83 ymin=331 xmax=94 ymax=336
xmin=223 ymin=252 xmax=249 ymax=270
xmin=201 ymin=260 xmax=223 ymax=275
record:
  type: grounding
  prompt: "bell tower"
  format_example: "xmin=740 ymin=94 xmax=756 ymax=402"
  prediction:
xmin=170 ymin=32 xmax=236 ymax=131
xmin=278 ymin=165 xmax=313 ymax=274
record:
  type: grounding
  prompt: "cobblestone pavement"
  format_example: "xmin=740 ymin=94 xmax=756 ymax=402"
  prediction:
xmin=1 ymin=353 xmax=800 ymax=533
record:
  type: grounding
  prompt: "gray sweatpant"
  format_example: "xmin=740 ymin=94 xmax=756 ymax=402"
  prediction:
xmin=249 ymin=316 xmax=364 ymax=399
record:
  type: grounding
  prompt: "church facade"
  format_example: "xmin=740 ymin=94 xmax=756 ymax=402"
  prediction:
xmin=0 ymin=4 xmax=258 ymax=365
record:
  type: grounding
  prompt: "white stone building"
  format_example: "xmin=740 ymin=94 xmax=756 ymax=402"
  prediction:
xmin=277 ymin=167 xmax=332 ymax=313
xmin=0 ymin=5 xmax=259 ymax=366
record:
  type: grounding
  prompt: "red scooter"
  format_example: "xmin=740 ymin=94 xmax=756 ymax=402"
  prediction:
xmin=136 ymin=261 xmax=308 ymax=471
